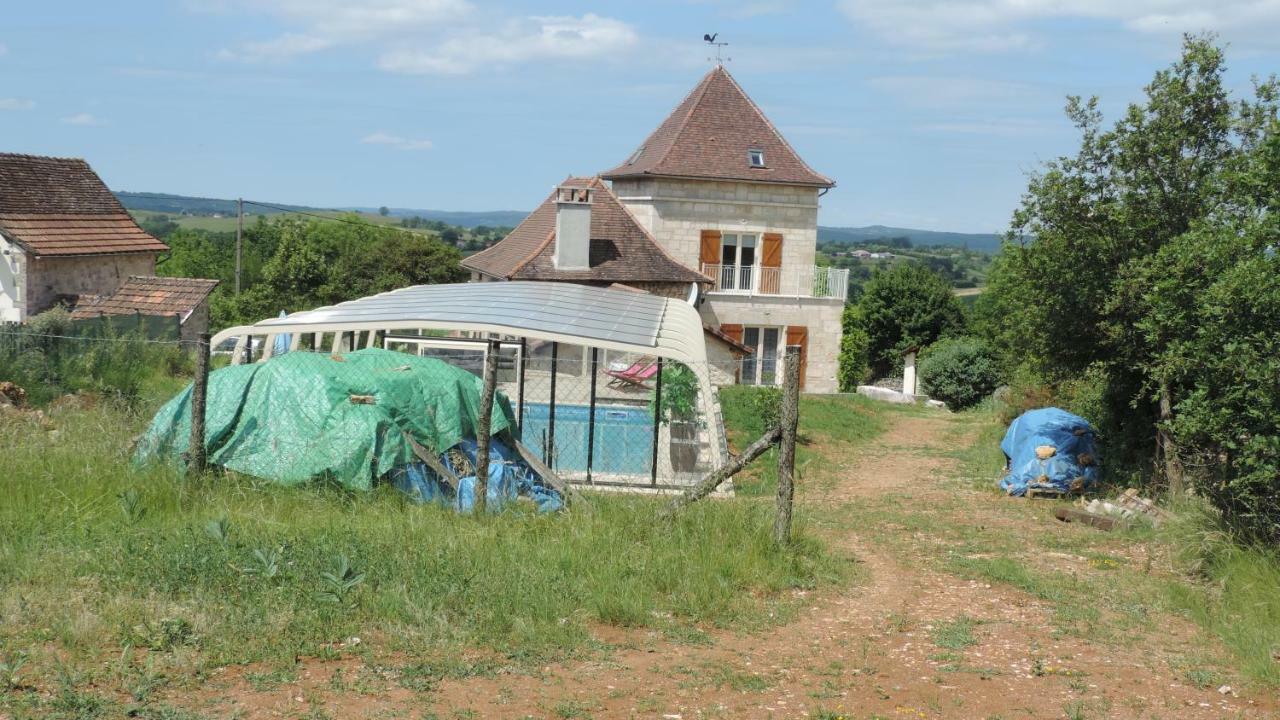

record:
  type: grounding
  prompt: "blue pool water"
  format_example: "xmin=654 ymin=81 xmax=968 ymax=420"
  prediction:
xmin=520 ymin=402 xmax=653 ymax=475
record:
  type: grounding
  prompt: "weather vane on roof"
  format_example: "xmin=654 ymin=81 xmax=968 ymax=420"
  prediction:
xmin=704 ymin=33 xmax=730 ymax=65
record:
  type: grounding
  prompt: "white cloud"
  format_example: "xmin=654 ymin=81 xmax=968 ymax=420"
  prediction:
xmin=360 ymin=131 xmax=433 ymax=150
xmin=227 ymin=33 xmax=335 ymax=61
xmin=210 ymin=1 xmax=637 ymax=76
xmin=215 ymin=0 xmax=472 ymax=60
xmin=0 ymin=98 xmax=34 ymax=111
xmin=377 ymin=14 xmax=638 ymax=75
xmin=61 ymin=112 xmax=106 ymax=126
xmin=838 ymin=0 xmax=1280 ymax=53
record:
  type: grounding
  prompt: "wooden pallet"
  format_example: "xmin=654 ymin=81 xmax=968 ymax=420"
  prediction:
xmin=1026 ymin=486 xmax=1070 ymax=499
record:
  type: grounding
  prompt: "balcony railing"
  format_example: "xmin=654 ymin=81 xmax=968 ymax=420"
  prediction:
xmin=701 ymin=263 xmax=849 ymax=301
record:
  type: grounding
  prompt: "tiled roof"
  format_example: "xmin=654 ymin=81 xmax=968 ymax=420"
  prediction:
xmin=704 ymin=324 xmax=753 ymax=355
xmin=601 ymin=65 xmax=833 ymax=188
xmin=70 ymin=275 xmax=219 ymax=321
xmin=462 ymin=177 xmax=709 ymax=285
xmin=0 ymin=153 xmax=168 ymax=256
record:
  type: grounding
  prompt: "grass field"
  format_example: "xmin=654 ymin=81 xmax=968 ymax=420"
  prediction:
xmin=5 ymin=367 xmax=1279 ymax=717
xmin=718 ymin=386 xmax=886 ymax=496
xmin=0 ymin=381 xmax=875 ymax=717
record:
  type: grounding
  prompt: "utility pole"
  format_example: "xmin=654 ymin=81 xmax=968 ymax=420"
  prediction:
xmin=235 ymin=198 xmax=243 ymax=295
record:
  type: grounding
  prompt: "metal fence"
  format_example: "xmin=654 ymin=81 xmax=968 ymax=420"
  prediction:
xmin=2 ymin=327 xmax=809 ymax=492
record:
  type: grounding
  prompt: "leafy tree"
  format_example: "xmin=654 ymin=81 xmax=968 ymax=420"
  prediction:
xmin=378 ymin=206 xmax=390 ymax=217
xmin=1131 ymin=124 xmax=1280 ymax=542
xmin=214 ymin=216 xmax=466 ymax=327
xmin=857 ymin=263 xmax=965 ymax=378
xmin=979 ymin=34 xmax=1279 ymax=478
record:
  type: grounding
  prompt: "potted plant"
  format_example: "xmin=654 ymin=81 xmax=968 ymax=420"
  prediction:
xmin=651 ymin=363 xmax=702 ymax=472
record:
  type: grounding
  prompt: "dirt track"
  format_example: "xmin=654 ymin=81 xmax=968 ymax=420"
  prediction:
xmin=188 ymin=411 xmax=1279 ymax=719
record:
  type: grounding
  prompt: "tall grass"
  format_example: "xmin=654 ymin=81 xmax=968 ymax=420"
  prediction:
xmin=719 ymin=388 xmax=885 ymax=495
xmin=1159 ymin=504 xmax=1280 ymax=686
xmin=0 ymin=397 xmax=846 ymax=689
xmin=0 ymin=309 xmax=191 ymax=406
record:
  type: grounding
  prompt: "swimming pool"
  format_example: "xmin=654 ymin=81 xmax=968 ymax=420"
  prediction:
xmin=520 ymin=402 xmax=653 ymax=475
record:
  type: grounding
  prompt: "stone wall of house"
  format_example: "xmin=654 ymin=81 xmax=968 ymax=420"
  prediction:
xmin=612 ymin=177 xmax=820 ymax=296
xmin=25 ymin=253 xmax=156 ymax=317
xmin=698 ymin=294 xmax=844 ymax=394
xmin=180 ymin=300 xmax=211 ymax=345
xmin=0 ymin=236 xmax=24 ymax=323
xmin=704 ymin=336 xmax=741 ymax=387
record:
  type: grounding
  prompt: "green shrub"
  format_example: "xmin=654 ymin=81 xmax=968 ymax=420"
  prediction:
xmin=918 ymin=337 xmax=1000 ymax=410
xmin=837 ymin=304 xmax=870 ymax=392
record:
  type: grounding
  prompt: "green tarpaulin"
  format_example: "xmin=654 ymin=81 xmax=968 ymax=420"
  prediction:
xmin=135 ymin=348 xmax=515 ymax=490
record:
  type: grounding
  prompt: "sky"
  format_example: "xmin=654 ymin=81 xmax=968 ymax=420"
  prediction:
xmin=3 ymin=1 xmax=1280 ymax=234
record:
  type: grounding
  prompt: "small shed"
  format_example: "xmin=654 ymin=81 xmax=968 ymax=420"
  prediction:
xmin=71 ymin=275 xmax=219 ymax=343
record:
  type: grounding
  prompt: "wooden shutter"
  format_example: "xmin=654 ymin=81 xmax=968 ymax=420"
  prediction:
xmin=761 ymin=233 xmax=783 ymax=267
xmin=760 ymin=233 xmax=783 ymax=293
xmin=785 ymin=325 xmax=808 ymax=390
xmin=720 ymin=324 xmax=745 ymax=383
xmin=719 ymin=324 xmax=744 ymax=344
xmin=699 ymin=230 xmax=722 ymax=267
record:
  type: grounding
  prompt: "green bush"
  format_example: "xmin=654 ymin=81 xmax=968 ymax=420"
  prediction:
xmin=857 ymin=263 xmax=965 ymax=378
xmin=918 ymin=337 xmax=1000 ymax=410
xmin=837 ymin=304 xmax=870 ymax=392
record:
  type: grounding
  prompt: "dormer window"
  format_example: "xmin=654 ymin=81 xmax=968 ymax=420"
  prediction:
xmin=748 ymin=148 xmax=765 ymax=167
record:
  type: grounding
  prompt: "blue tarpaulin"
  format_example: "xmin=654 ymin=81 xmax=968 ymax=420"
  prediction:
xmin=388 ymin=437 xmax=563 ymax=513
xmin=999 ymin=407 xmax=1100 ymax=496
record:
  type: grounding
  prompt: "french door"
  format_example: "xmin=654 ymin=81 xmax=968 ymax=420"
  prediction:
xmin=740 ymin=326 xmax=780 ymax=385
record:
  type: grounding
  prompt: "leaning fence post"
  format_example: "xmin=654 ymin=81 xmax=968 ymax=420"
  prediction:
xmin=774 ymin=345 xmax=801 ymax=545
xmin=474 ymin=338 xmax=500 ymax=514
xmin=188 ymin=332 xmax=211 ymax=475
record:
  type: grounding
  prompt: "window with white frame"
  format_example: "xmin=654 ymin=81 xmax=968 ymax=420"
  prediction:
xmin=718 ymin=233 xmax=757 ymax=291
xmin=748 ymin=148 xmax=765 ymax=167
xmin=740 ymin=326 xmax=781 ymax=386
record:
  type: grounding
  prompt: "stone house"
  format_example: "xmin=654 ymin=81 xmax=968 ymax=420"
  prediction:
xmin=0 ymin=153 xmax=168 ymax=323
xmin=470 ymin=66 xmax=846 ymax=392
xmin=602 ymin=65 xmax=846 ymax=392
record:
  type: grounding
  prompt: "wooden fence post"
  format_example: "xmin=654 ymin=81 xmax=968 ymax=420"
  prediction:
xmin=188 ymin=332 xmax=210 ymax=475
xmin=474 ymin=338 xmax=500 ymax=514
xmin=774 ymin=345 xmax=801 ymax=545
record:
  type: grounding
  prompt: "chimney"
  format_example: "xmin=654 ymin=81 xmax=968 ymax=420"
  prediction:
xmin=553 ymin=185 xmax=592 ymax=270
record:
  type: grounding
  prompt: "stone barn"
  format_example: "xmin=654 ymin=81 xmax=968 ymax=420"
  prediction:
xmin=0 ymin=153 xmax=169 ymax=323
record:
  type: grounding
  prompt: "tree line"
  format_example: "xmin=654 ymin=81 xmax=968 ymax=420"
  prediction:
xmin=839 ymin=36 xmax=1280 ymax=546
xmin=150 ymin=214 xmax=468 ymax=331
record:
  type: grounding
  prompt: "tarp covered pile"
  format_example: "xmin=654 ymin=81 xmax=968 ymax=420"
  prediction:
xmin=134 ymin=348 xmax=561 ymax=511
xmin=999 ymin=407 xmax=1100 ymax=496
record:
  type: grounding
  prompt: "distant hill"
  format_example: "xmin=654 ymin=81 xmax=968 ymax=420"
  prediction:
xmin=116 ymin=192 xmax=1001 ymax=247
xmin=818 ymin=225 xmax=1003 ymax=253
xmin=115 ymin=192 xmax=323 ymax=216
xmin=115 ymin=192 xmax=525 ymax=229
xmin=345 ymin=207 xmax=527 ymax=228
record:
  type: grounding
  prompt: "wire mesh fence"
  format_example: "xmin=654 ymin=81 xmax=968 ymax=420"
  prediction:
xmin=1 ymin=325 xmax=797 ymax=492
